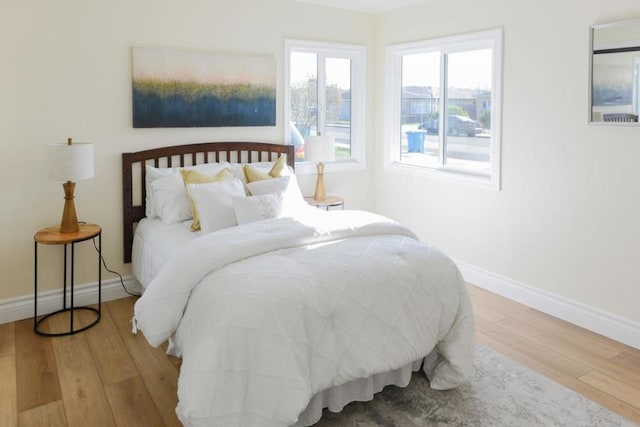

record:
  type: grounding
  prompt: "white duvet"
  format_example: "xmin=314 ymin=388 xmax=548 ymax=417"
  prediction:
xmin=133 ymin=210 xmax=474 ymax=427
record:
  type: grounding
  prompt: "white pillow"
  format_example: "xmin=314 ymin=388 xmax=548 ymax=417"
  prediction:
xmin=145 ymin=166 xmax=175 ymax=218
xmin=186 ymin=179 xmax=246 ymax=234
xmin=145 ymin=162 xmax=229 ymax=218
xmin=150 ymin=174 xmax=192 ymax=224
xmin=246 ymin=175 xmax=306 ymax=217
xmin=232 ymin=193 xmax=284 ymax=225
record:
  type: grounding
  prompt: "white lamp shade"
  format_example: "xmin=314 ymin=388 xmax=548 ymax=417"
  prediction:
xmin=47 ymin=142 xmax=94 ymax=182
xmin=304 ymin=135 xmax=335 ymax=163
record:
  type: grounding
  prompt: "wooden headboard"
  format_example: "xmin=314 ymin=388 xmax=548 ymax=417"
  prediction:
xmin=122 ymin=141 xmax=295 ymax=263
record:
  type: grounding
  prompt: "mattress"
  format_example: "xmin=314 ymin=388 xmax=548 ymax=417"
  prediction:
xmin=132 ymin=217 xmax=200 ymax=289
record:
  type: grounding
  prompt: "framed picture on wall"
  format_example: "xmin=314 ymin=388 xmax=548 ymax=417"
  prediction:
xmin=132 ymin=46 xmax=276 ymax=128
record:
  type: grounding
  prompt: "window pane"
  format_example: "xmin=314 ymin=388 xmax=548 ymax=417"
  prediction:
xmin=286 ymin=40 xmax=365 ymax=166
xmin=400 ymin=52 xmax=440 ymax=167
xmin=443 ymin=49 xmax=492 ymax=172
xmin=290 ymin=52 xmax=317 ymax=159
xmin=325 ymin=57 xmax=351 ymax=159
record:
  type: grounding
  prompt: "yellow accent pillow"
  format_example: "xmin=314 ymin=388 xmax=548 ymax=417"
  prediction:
xmin=243 ymin=155 xmax=287 ymax=183
xmin=181 ymin=168 xmax=233 ymax=231
xmin=269 ymin=155 xmax=287 ymax=177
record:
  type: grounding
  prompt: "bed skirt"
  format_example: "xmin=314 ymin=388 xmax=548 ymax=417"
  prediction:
xmin=293 ymin=358 xmax=424 ymax=426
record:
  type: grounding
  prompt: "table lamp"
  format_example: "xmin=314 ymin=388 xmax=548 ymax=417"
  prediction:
xmin=304 ymin=134 xmax=335 ymax=201
xmin=47 ymin=138 xmax=94 ymax=233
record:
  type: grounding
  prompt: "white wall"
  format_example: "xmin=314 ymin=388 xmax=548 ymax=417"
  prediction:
xmin=375 ymin=0 xmax=640 ymax=327
xmin=0 ymin=0 xmax=376 ymax=302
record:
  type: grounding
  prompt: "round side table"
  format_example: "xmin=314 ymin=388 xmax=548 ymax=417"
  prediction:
xmin=33 ymin=223 xmax=102 ymax=336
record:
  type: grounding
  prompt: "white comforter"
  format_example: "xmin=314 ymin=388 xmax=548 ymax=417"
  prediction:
xmin=133 ymin=210 xmax=474 ymax=427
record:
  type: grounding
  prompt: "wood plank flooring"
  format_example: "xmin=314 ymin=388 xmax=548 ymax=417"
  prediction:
xmin=470 ymin=285 xmax=640 ymax=424
xmin=0 ymin=285 xmax=638 ymax=426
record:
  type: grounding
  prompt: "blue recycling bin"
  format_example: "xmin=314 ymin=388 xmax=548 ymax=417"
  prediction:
xmin=406 ymin=130 xmax=426 ymax=153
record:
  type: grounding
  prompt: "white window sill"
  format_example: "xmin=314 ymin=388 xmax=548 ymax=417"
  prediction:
xmin=384 ymin=160 xmax=499 ymax=190
xmin=295 ymin=159 xmax=365 ymax=175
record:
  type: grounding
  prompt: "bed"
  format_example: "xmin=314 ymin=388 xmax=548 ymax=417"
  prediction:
xmin=123 ymin=141 xmax=474 ymax=427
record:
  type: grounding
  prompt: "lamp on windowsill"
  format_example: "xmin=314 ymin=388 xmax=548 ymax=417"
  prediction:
xmin=304 ymin=134 xmax=335 ymax=202
xmin=47 ymin=138 xmax=94 ymax=233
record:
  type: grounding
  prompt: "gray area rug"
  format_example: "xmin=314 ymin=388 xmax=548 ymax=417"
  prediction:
xmin=314 ymin=345 xmax=635 ymax=426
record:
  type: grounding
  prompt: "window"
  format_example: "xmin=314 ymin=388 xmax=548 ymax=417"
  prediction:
xmin=385 ymin=29 xmax=502 ymax=188
xmin=284 ymin=39 xmax=366 ymax=171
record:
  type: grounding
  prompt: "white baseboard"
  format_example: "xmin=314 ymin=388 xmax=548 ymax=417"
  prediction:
xmin=6 ymin=265 xmax=639 ymax=350
xmin=0 ymin=276 xmax=142 ymax=325
xmin=457 ymin=261 xmax=640 ymax=350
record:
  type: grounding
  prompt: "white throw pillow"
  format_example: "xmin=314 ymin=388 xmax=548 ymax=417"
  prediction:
xmin=145 ymin=162 xmax=229 ymax=218
xmin=145 ymin=166 xmax=175 ymax=218
xmin=232 ymin=193 xmax=284 ymax=225
xmin=150 ymin=174 xmax=192 ymax=224
xmin=186 ymin=179 xmax=246 ymax=234
xmin=246 ymin=175 xmax=306 ymax=216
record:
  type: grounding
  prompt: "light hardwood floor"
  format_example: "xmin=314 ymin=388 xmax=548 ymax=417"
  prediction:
xmin=0 ymin=285 xmax=638 ymax=426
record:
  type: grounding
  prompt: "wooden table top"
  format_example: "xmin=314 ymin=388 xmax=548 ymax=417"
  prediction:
xmin=34 ymin=223 xmax=101 ymax=245
xmin=304 ymin=195 xmax=343 ymax=207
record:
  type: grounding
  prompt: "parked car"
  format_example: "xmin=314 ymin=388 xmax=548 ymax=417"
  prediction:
xmin=418 ymin=115 xmax=482 ymax=137
xmin=417 ymin=118 xmax=438 ymax=134
xmin=290 ymin=123 xmax=305 ymax=159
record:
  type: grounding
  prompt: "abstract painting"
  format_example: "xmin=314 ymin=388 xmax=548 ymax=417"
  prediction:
xmin=592 ymin=56 xmax=633 ymax=106
xmin=132 ymin=47 xmax=276 ymax=128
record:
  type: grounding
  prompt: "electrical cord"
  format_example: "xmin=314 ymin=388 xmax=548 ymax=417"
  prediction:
xmin=92 ymin=237 xmax=141 ymax=297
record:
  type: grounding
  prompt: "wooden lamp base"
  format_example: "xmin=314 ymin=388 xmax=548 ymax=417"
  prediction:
xmin=59 ymin=181 xmax=79 ymax=233
xmin=313 ymin=162 xmax=326 ymax=201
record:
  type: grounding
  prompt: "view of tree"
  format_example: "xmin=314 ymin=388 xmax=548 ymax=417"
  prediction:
xmin=426 ymin=105 xmax=471 ymax=121
xmin=290 ymin=76 xmax=345 ymax=136
xmin=325 ymin=84 xmax=344 ymax=124
xmin=478 ymin=110 xmax=490 ymax=129
xmin=448 ymin=105 xmax=469 ymax=117
xmin=290 ymin=77 xmax=317 ymax=137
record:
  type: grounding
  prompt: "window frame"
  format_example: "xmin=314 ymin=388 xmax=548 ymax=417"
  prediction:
xmin=384 ymin=28 xmax=503 ymax=189
xmin=284 ymin=39 xmax=366 ymax=174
